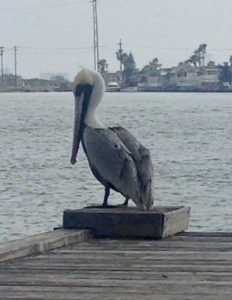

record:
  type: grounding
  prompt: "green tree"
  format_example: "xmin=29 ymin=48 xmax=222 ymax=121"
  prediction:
xmin=187 ymin=54 xmax=198 ymax=67
xmin=98 ymin=59 xmax=108 ymax=73
xmin=229 ymin=55 xmax=232 ymax=66
xmin=218 ymin=62 xmax=232 ymax=85
xmin=116 ymin=51 xmax=137 ymax=86
xmin=140 ymin=58 xmax=161 ymax=75
xmin=198 ymin=44 xmax=207 ymax=66
xmin=187 ymin=44 xmax=207 ymax=67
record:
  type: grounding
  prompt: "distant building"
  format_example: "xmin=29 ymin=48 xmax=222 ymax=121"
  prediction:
xmin=199 ymin=66 xmax=219 ymax=91
xmin=0 ymin=74 xmax=24 ymax=91
xmin=169 ymin=63 xmax=199 ymax=90
xmin=167 ymin=63 xmax=219 ymax=91
xmin=40 ymin=72 xmax=70 ymax=81
xmin=138 ymin=74 xmax=163 ymax=91
xmin=23 ymin=78 xmax=54 ymax=92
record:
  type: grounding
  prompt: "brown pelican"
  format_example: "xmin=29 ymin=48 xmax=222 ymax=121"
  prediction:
xmin=71 ymin=69 xmax=154 ymax=210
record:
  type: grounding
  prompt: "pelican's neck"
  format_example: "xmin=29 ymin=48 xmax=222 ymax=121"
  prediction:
xmin=84 ymin=70 xmax=105 ymax=129
xmin=84 ymin=108 xmax=103 ymax=128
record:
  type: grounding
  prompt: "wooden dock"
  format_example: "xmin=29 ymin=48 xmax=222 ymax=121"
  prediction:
xmin=0 ymin=230 xmax=232 ymax=299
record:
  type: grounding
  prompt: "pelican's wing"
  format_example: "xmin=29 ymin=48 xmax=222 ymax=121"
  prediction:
xmin=110 ymin=126 xmax=154 ymax=208
xmin=82 ymin=126 xmax=143 ymax=206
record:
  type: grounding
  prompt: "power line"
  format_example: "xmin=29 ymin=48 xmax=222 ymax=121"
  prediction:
xmin=20 ymin=46 xmax=93 ymax=51
xmin=1 ymin=44 xmax=231 ymax=53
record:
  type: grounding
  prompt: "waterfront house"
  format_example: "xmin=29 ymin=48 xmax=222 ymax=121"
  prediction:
xmin=168 ymin=63 xmax=219 ymax=91
xmin=138 ymin=74 xmax=163 ymax=91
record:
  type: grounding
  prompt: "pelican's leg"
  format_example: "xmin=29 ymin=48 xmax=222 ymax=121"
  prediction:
xmin=123 ymin=197 xmax=129 ymax=207
xmin=102 ymin=186 xmax=110 ymax=207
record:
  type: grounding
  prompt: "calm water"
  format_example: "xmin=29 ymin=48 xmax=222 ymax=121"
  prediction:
xmin=0 ymin=92 xmax=231 ymax=243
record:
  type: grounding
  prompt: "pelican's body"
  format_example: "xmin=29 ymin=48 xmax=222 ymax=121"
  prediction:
xmin=71 ymin=69 xmax=154 ymax=210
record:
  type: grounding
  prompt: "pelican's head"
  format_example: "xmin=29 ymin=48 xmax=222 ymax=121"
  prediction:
xmin=72 ymin=68 xmax=94 ymax=95
xmin=71 ymin=69 xmax=105 ymax=165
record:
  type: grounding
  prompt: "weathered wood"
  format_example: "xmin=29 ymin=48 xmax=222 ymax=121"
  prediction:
xmin=66 ymin=240 xmax=232 ymax=251
xmin=0 ymin=229 xmax=90 ymax=263
xmin=92 ymin=237 xmax=231 ymax=247
xmin=3 ymin=262 xmax=231 ymax=272
xmin=1 ymin=271 xmax=232 ymax=281
xmin=180 ymin=232 xmax=232 ymax=237
xmin=63 ymin=206 xmax=190 ymax=238
xmin=0 ymin=283 xmax=231 ymax=294
xmin=0 ymin=288 xmax=231 ymax=300
xmin=31 ymin=251 xmax=232 ymax=260
xmin=0 ymin=232 xmax=232 ymax=299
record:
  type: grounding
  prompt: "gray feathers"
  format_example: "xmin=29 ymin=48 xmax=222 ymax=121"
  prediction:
xmin=82 ymin=126 xmax=154 ymax=209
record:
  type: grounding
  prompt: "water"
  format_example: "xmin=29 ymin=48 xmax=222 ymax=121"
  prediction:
xmin=0 ymin=92 xmax=231 ymax=243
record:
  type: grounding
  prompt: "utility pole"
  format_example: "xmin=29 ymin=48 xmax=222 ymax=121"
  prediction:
xmin=0 ymin=47 xmax=4 ymax=87
xmin=14 ymin=46 xmax=18 ymax=87
xmin=92 ymin=0 xmax=99 ymax=72
xmin=118 ymin=39 xmax=123 ymax=83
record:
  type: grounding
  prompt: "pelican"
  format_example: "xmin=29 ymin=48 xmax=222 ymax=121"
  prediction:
xmin=71 ymin=69 xmax=154 ymax=210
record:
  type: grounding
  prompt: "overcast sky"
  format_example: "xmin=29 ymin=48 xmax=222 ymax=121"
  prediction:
xmin=1 ymin=0 xmax=232 ymax=79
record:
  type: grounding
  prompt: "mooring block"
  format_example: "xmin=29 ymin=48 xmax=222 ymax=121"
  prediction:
xmin=63 ymin=206 xmax=191 ymax=239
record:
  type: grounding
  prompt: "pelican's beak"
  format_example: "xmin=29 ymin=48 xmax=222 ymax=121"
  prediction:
xmin=71 ymin=83 xmax=93 ymax=164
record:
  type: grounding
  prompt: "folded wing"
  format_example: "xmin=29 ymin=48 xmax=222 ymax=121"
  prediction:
xmin=110 ymin=126 xmax=154 ymax=209
xmin=82 ymin=126 xmax=154 ymax=209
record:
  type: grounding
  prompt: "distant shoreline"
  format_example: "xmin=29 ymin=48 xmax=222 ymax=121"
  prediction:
xmin=1 ymin=89 xmax=232 ymax=94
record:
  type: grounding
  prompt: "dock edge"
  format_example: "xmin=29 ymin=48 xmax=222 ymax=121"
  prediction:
xmin=0 ymin=229 xmax=90 ymax=263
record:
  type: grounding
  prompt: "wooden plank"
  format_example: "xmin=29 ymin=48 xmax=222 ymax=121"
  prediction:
xmin=0 ymin=229 xmax=90 ymax=263
xmin=180 ymin=232 xmax=232 ymax=237
xmin=65 ymin=241 xmax=232 ymax=251
xmin=1 ymin=270 xmax=232 ymax=282
xmin=0 ymin=289 xmax=231 ymax=300
xmin=54 ymin=239 xmax=232 ymax=254
xmin=0 ymin=276 xmax=232 ymax=294
xmin=49 ymin=249 xmax=232 ymax=259
xmin=2 ymin=262 xmax=232 ymax=272
xmin=28 ymin=252 xmax=232 ymax=261
xmin=168 ymin=235 xmax=232 ymax=242
xmin=1 ymin=273 xmax=232 ymax=285
xmin=14 ymin=259 xmax=231 ymax=268
xmin=0 ymin=284 xmax=231 ymax=295
xmin=63 ymin=206 xmax=190 ymax=238
xmin=7 ymin=249 xmax=232 ymax=263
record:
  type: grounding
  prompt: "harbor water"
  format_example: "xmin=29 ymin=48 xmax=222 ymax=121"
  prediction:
xmin=0 ymin=92 xmax=231 ymax=243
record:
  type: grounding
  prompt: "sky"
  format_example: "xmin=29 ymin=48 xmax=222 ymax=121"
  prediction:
xmin=1 ymin=0 xmax=232 ymax=79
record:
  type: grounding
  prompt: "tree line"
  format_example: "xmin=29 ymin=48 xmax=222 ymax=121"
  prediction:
xmin=98 ymin=44 xmax=232 ymax=87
